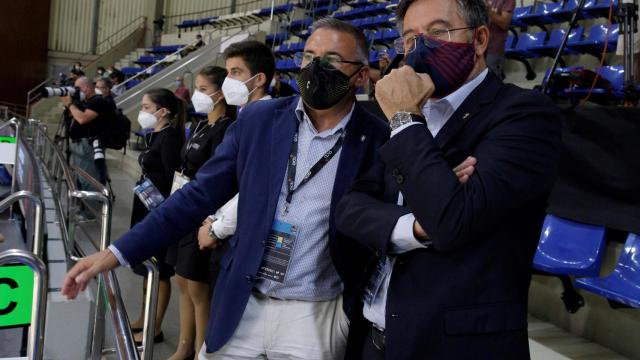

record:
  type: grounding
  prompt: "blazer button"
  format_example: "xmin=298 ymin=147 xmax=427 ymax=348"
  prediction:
xmin=396 ymin=175 xmax=404 ymax=184
xmin=245 ymin=275 xmax=253 ymax=283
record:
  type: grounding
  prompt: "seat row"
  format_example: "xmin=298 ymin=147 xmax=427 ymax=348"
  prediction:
xmin=534 ymin=214 xmax=640 ymax=308
xmin=511 ymin=0 xmax=618 ymax=28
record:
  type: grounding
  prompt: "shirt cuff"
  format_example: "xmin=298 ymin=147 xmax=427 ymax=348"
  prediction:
xmin=391 ymin=122 xmax=424 ymax=137
xmin=389 ymin=213 xmax=429 ymax=254
xmin=108 ymin=244 xmax=130 ymax=267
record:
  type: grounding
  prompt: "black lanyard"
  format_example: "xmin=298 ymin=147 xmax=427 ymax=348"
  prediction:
xmin=283 ymin=129 xmax=345 ymax=213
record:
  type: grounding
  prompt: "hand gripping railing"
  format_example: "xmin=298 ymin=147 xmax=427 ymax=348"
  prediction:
xmin=0 ymin=249 xmax=48 ymax=360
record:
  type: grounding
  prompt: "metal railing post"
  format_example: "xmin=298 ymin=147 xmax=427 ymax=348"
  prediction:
xmin=0 ymin=249 xmax=48 ymax=360
xmin=0 ymin=191 xmax=44 ymax=257
xmin=140 ymin=259 xmax=159 ymax=360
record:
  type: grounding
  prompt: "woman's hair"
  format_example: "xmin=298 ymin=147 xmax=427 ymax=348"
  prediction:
xmin=198 ymin=66 xmax=237 ymax=120
xmin=145 ymin=88 xmax=186 ymax=142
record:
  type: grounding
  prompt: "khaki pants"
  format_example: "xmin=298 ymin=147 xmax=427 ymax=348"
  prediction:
xmin=198 ymin=292 xmax=349 ymax=360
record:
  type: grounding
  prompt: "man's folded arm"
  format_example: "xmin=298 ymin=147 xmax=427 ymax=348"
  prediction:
xmin=112 ymin=120 xmax=242 ymax=266
xmin=336 ymin=161 xmax=411 ymax=255
xmin=381 ymin=100 xmax=562 ymax=253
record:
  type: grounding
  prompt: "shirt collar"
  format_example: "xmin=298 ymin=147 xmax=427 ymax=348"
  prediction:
xmin=426 ymin=68 xmax=489 ymax=114
xmin=294 ymin=97 xmax=354 ymax=137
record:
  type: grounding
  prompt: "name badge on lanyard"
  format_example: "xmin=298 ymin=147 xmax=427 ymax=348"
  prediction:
xmin=256 ymin=219 xmax=299 ymax=283
xmin=170 ymin=171 xmax=190 ymax=195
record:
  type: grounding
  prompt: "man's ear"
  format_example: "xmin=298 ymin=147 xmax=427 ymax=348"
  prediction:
xmin=474 ymin=26 xmax=490 ymax=58
xmin=254 ymin=72 xmax=268 ymax=89
xmin=353 ymin=66 xmax=370 ymax=88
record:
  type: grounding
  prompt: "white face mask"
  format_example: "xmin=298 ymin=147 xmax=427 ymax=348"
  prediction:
xmin=191 ymin=90 xmax=220 ymax=114
xmin=270 ymin=78 xmax=276 ymax=88
xmin=79 ymin=91 xmax=86 ymax=101
xmin=221 ymin=74 xmax=258 ymax=106
xmin=137 ymin=109 xmax=159 ymax=129
xmin=95 ymin=89 xmax=103 ymax=95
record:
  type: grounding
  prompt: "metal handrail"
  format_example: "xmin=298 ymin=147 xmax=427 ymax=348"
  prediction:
xmin=0 ymin=249 xmax=48 ymax=360
xmin=0 ymin=191 xmax=44 ymax=258
xmin=25 ymin=78 xmax=55 ymax=119
xmin=29 ymin=119 xmax=163 ymax=359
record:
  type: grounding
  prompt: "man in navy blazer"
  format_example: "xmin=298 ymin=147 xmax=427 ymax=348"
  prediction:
xmin=335 ymin=0 xmax=563 ymax=359
xmin=63 ymin=19 xmax=390 ymax=359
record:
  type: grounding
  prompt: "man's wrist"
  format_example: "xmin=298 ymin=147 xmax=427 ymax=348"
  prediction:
xmin=389 ymin=112 xmax=426 ymax=131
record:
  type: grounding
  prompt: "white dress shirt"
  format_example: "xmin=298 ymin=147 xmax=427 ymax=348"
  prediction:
xmin=363 ymin=69 xmax=489 ymax=329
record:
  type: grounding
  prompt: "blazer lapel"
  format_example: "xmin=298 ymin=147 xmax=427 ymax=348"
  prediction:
xmin=266 ymin=98 xmax=299 ymax=218
xmin=435 ymin=71 xmax=502 ymax=149
xmin=330 ymin=104 xmax=369 ymax=233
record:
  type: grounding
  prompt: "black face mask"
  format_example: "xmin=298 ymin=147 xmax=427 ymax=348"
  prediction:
xmin=296 ymin=58 xmax=361 ymax=110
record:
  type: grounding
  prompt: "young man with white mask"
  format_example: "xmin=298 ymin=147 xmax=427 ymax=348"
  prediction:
xmin=196 ymin=40 xmax=277 ymax=253
xmin=220 ymin=40 xmax=275 ymax=107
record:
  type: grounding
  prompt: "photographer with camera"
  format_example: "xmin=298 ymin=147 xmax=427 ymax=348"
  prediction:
xmin=60 ymin=76 xmax=116 ymax=198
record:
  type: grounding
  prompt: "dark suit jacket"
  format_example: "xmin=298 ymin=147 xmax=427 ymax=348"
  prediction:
xmin=113 ymin=96 xmax=390 ymax=353
xmin=336 ymin=71 xmax=563 ymax=359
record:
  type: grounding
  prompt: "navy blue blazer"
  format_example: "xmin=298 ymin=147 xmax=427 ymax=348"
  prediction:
xmin=336 ymin=71 xmax=563 ymax=359
xmin=113 ymin=96 xmax=390 ymax=353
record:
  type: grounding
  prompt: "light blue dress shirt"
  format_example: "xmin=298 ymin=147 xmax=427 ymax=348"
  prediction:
xmin=363 ymin=69 xmax=489 ymax=329
xmin=253 ymin=98 xmax=355 ymax=301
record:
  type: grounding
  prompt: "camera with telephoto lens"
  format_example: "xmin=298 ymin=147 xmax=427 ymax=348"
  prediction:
xmin=40 ymin=86 xmax=79 ymax=98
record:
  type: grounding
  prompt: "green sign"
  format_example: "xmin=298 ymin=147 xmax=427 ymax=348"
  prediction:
xmin=0 ymin=136 xmax=16 ymax=144
xmin=0 ymin=264 xmax=34 ymax=328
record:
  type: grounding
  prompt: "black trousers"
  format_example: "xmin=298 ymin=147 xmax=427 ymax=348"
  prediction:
xmin=360 ymin=328 xmax=385 ymax=360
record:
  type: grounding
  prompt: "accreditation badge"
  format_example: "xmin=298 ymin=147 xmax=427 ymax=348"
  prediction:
xmin=170 ymin=171 xmax=190 ymax=195
xmin=256 ymin=219 xmax=299 ymax=283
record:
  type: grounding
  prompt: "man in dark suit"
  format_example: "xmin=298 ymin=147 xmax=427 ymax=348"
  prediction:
xmin=62 ymin=19 xmax=390 ymax=359
xmin=335 ymin=0 xmax=563 ymax=359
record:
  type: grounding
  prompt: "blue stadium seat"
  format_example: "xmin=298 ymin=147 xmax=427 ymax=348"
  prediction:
xmin=576 ymin=233 xmax=640 ymax=308
xmin=505 ymin=34 xmax=515 ymax=51
xmin=348 ymin=0 xmax=374 ymax=8
xmin=533 ymin=214 xmax=607 ymax=276
xmin=266 ymin=32 xmax=288 ymax=44
xmin=380 ymin=28 xmax=400 ymax=42
xmin=519 ymin=2 xmax=564 ymax=26
xmin=569 ymin=24 xmax=619 ymax=55
xmin=564 ymin=65 xmax=625 ymax=99
xmin=257 ymin=3 xmax=293 ymax=17
xmin=125 ymin=78 xmax=143 ymax=90
xmin=289 ymin=18 xmax=313 ymax=31
xmin=529 ymin=26 xmax=583 ymax=57
xmin=121 ymin=67 xmax=144 ymax=76
xmin=314 ymin=4 xmax=338 ymax=15
xmin=511 ymin=6 xmax=532 ymax=27
xmin=505 ymin=31 xmax=547 ymax=58
xmin=149 ymin=45 xmax=184 ymax=54
xmin=583 ymin=0 xmax=619 ymax=17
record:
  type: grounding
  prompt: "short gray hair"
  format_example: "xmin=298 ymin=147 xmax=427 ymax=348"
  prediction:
xmin=311 ymin=18 xmax=369 ymax=65
xmin=396 ymin=0 xmax=489 ymax=29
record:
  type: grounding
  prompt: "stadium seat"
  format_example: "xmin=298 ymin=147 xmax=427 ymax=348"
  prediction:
xmin=511 ymin=6 xmax=532 ymax=27
xmin=505 ymin=31 xmax=547 ymax=58
xmin=149 ymin=45 xmax=185 ymax=54
xmin=583 ymin=0 xmax=619 ymax=17
xmin=533 ymin=214 xmax=607 ymax=276
xmin=529 ymin=26 xmax=584 ymax=57
xmin=348 ymin=0 xmax=374 ymax=8
xmin=289 ymin=18 xmax=313 ymax=31
xmin=564 ymin=65 xmax=625 ymax=100
xmin=576 ymin=233 xmax=640 ymax=308
xmin=569 ymin=24 xmax=619 ymax=56
xmin=519 ymin=2 xmax=564 ymax=26
xmin=257 ymin=3 xmax=293 ymax=17
xmin=121 ymin=67 xmax=144 ymax=76
xmin=266 ymin=32 xmax=288 ymax=44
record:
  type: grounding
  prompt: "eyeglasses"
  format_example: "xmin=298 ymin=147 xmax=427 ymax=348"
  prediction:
xmin=393 ymin=27 xmax=476 ymax=54
xmin=294 ymin=52 xmax=363 ymax=70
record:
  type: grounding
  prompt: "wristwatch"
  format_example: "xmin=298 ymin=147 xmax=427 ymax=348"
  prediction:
xmin=389 ymin=112 xmax=426 ymax=131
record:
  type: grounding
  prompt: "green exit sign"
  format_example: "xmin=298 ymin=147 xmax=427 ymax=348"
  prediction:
xmin=0 ymin=136 xmax=16 ymax=144
xmin=0 ymin=264 xmax=34 ymax=328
